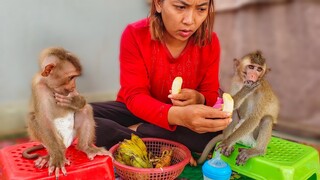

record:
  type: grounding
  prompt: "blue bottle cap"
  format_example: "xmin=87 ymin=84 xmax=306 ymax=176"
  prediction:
xmin=202 ymin=151 xmax=232 ymax=180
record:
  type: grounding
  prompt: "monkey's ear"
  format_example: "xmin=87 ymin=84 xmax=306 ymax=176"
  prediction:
xmin=234 ymin=58 xmax=240 ymax=67
xmin=41 ymin=63 xmax=55 ymax=77
xmin=264 ymin=68 xmax=271 ymax=76
xmin=266 ymin=68 xmax=271 ymax=73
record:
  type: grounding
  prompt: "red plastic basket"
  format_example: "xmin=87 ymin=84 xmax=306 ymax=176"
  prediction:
xmin=0 ymin=142 xmax=114 ymax=180
xmin=109 ymin=138 xmax=191 ymax=180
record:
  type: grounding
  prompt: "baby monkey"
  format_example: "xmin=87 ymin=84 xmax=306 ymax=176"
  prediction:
xmin=23 ymin=47 xmax=112 ymax=178
xmin=197 ymin=50 xmax=279 ymax=165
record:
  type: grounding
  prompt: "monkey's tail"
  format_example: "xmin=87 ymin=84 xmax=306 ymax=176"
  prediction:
xmin=197 ymin=134 xmax=223 ymax=164
xmin=22 ymin=144 xmax=44 ymax=159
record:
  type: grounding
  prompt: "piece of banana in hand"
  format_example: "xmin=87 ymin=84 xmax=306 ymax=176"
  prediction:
xmin=171 ymin=77 xmax=183 ymax=95
xmin=222 ymin=93 xmax=234 ymax=114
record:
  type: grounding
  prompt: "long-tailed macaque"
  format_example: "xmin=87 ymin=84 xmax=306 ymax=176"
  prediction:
xmin=23 ymin=47 xmax=112 ymax=178
xmin=197 ymin=50 xmax=279 ymax=165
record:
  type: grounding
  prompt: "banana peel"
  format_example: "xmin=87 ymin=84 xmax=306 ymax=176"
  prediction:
xmin=155 ymin=149 xmax=173 ymax=168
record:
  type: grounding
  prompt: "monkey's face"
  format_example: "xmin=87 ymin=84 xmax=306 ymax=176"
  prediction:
xmin=237 ymin=57 xmax=266 ymax=83
xmin=244 ymin=64 xmax=264 ymax=83
xmin=47 ymin=61 xmax=80 ymax=96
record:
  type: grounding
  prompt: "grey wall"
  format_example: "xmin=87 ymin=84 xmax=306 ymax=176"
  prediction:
xmin=0 ymin=0 xmax=149 ymax=135
xmin=0 ymin=0 xmax=149 ymax=104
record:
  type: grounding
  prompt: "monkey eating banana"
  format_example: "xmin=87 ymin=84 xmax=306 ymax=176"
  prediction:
xmin=197 ymin=50 xmax=279 ymax=165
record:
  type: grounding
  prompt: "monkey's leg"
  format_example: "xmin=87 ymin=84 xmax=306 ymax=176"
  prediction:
xmin=197 ymin=134 xmax=223 ymax=164
xmin=75 ymin=104 xmax=112 ymax=160
xmin=222 ymin=111 xmax=240 ymax=139
xmin=217 ymin=114 xmax=261 ymax=157
xmin=27 ymin=112 xmax=69 ymax=172
xmin=25 ymin=112 xmax=45 ymax=160
xmin=33 ymin=114 xmax=70 ymax=176
xmin=42 ymin=137 xmax=69 ymax=178
xmin=236 ymin=116 xmax=273 ymax=165
xmin=196 ymin=114 xmax=240 ymax=164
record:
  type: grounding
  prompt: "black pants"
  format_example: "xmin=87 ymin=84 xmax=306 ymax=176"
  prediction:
xmin=90 ymin=101 xmax=221 ymax=152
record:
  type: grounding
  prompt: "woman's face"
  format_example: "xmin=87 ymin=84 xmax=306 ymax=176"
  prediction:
xmin=155 ymin=0 xmax=209 ymax=44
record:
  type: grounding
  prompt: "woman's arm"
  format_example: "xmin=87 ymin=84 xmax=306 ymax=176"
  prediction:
xmin=119 ymin=24 xmax=175 ymax=131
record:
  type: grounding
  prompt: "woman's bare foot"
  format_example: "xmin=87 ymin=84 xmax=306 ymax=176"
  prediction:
xmin=128 ymin=123 xmax=142 ymax=131
xmin=189 ymin=156 xmax=197 ymax=166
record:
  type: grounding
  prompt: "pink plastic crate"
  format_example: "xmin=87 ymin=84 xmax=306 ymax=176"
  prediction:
xmin=0 ymin=142 xmax=114 ymax=180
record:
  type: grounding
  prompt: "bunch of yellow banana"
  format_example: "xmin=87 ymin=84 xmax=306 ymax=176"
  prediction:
xmin=115 ymin=134 xmax=153 ymax=168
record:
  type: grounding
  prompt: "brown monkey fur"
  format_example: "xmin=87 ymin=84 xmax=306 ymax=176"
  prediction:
xmin=197 ymin=50 xmax=279 ymax=165
xmin=23 ymin=47 xmax=112 ymax=178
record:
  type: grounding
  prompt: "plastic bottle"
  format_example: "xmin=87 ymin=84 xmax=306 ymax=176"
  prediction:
xmin=202 ymin=150 xmax=232 ymax=180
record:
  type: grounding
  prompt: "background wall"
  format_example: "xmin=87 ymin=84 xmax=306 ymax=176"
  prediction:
xmin=214 ymin=0 xmax=320 ymax=141
xmin=0 ymin=0 xmax=149 ymax=136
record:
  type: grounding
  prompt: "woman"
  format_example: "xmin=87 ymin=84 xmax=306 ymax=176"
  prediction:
xmin=91 ymin=0 xmax=231 ymax=161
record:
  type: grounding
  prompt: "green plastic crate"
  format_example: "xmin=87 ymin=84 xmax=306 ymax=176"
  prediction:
xmin=215 ymin=136 xmax=320 ymax=180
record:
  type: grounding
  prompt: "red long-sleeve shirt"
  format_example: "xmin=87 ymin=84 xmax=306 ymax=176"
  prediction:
xmin=116 ymin=18 xmax=221 ymax=131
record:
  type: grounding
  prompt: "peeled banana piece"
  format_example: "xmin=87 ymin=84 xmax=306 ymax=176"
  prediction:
xmin=171 ymin=77 xmax=183 ymax=95
xmin=222 ymin=93 xmax=234 ymax=114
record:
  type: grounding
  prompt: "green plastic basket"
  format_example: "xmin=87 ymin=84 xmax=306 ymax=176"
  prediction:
xmin=215 ymin=136 xmax=320 ymax=180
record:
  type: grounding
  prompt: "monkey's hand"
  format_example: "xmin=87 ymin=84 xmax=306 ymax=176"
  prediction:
xmin=34 ymin=153 xmax=70 ymax=179
xmin=80 ymin=146 xmax=113 ymax=160
xmin=48 ymin=153 xmax=71 ymax=179
xmin=54 ymin=91 xmax=86 ymax=111
xmin=215 ymin=140 xmax=235 ymax=157
xmin=236 ymin=148 xmax=264 ymax=166
xmin=244 ymin=80 xmax=260 ymax=90
xmin=34 ymin=155 xmax=50 ymax=168
xmin=168 ymin=89 xmax=205 ymax=106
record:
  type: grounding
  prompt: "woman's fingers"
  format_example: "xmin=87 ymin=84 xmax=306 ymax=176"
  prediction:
xmin=190 ymin=118 xmax=231 ymax=133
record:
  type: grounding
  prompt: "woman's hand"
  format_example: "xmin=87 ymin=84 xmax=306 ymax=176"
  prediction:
xmin=168 ymin=104 xmax=231 ymax=133
xmin=168 ymin=88 xmax=205 ymax=106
